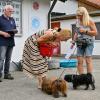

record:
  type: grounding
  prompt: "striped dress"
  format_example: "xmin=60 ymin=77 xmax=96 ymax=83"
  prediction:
xmin=22 ymin=31 xmax=48 ymax=78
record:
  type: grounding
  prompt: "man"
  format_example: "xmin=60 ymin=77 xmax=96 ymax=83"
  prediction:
xmin=0 ymin=5 xmax=17 ymax=82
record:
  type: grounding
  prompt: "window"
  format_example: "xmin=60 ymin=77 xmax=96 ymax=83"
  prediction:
xmin=71 ymin=24 xmax=76 ymax=39
xmin=51 ymin=21 xmax=60 ymax=29
xmin=95 ymin=22 xmax=100 ymax=40
xmin=0 ymin=0 xmax=22 ymax=36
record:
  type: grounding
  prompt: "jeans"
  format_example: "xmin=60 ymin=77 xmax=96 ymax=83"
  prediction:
xmin=0 ymin=46 xmax=13 ymax=77
xmin=77 ymin=43 xmax=94 ymax=57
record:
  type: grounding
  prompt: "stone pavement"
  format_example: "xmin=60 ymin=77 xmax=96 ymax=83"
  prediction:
xmin=0 ymin=59 xmax=100 ymax=100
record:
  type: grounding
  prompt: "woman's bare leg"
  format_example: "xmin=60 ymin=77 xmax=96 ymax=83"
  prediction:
xmin=37 ymin=74 xmax=47 ymax=89
xmin=37 ymin=75 xmax=42 ymax=89
xmin=77 ymin=56 xmax=84 ymax=74
xmin=85 ymin=56 xmax=93 ymax=73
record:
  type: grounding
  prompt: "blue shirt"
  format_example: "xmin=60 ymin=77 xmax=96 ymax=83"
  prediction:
xmin=0 ymin=14 xmax=16 ymax=47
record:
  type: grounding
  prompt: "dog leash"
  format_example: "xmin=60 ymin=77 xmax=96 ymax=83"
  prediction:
xmin=58 ymin=44 xmax=77 ymax=79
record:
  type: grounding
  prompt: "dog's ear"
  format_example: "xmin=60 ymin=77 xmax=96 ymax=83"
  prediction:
xmin=64 ymin=75 xmax=72 ymax=82
xmin=64 ymin=75 xmax=69 ymax=81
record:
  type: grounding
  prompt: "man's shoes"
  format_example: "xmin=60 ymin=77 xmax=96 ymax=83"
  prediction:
xmin=4 ymin=74 xmax=14 ymax=80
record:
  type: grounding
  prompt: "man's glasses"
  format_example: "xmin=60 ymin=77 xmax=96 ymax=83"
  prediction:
xmin=8 ymin=10 xmax=14 ymax=13
xmin=5 ymin=9 xmax=14 ymax=13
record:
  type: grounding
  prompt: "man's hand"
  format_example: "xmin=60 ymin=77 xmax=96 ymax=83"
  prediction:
xmin=2 ymin=32 xmax=11 ymax=37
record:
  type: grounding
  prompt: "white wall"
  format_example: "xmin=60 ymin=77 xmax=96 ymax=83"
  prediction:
xmin=52 ymin=1 xmax=66 ymax=13
xmin=65 ymin=0 xmax=78 ymax=15
xmin=52 ymin=0 xmax=78 ymax=14
xmin=12 ymin=0 xmax=50 ymax=62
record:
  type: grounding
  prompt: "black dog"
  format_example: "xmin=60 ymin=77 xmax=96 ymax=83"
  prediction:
xmin=64 ymin=73 xmax=95 ymax=90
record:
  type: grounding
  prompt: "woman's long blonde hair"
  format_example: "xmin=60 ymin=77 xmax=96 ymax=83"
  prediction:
xmin=76 ymin=7 xmax=90 ymax=26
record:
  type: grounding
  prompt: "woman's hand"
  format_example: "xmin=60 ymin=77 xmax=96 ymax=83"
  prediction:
xmin=37 ymin=30 xmax=53 ymax=43
xmin=79 ymin=28 xmax=86 ymax=33
xmin=48 ymin=42 xmax=59 ymax=46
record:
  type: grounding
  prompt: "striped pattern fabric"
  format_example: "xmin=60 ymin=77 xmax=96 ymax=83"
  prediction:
xmin=22 ymin=33 xmax=48 ymax=78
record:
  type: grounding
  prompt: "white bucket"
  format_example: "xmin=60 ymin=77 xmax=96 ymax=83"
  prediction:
xmin=48 ymin=59 xmax=60 ymax=70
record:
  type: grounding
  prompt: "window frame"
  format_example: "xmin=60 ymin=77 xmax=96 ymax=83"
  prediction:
xmin=95 ymin=22 xmax=100 ymax=40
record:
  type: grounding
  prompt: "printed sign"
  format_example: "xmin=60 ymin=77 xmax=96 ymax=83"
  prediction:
xmin=33 ymin=1 xmax=39 ymax=10
xmin=32 ymin=17 xmax=40 ymax=29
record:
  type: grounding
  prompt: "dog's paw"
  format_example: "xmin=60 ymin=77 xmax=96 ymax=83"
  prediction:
xmin=63 ymin=93 xmax=67 ymax=97
xmin=84 ymin=88 xmax=88 ymax=90
xmin=53 ymin=95 xmax=59 ymax=98
xmin=92 ymin=88 xmax=95 ymax=90
xmin=91 ymin=84 xmax=95 ymax=90
xmin=53 ymin=93 xmax=59 ymax=98
xmin=73 ymin=86 xmax=77 ymax=90
xmin=92 ymin=86 xmax=95 ymax=90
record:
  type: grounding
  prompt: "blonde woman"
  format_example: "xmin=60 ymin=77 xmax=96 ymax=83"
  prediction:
xmin=22 ymin=28 xmax=71 ymax=89
xmin=73 ymin=7 xmax=97 ymax=74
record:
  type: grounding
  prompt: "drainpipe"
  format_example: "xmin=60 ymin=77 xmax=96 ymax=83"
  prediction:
xmin=48 ymin=0 xmax=57 ymax=29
